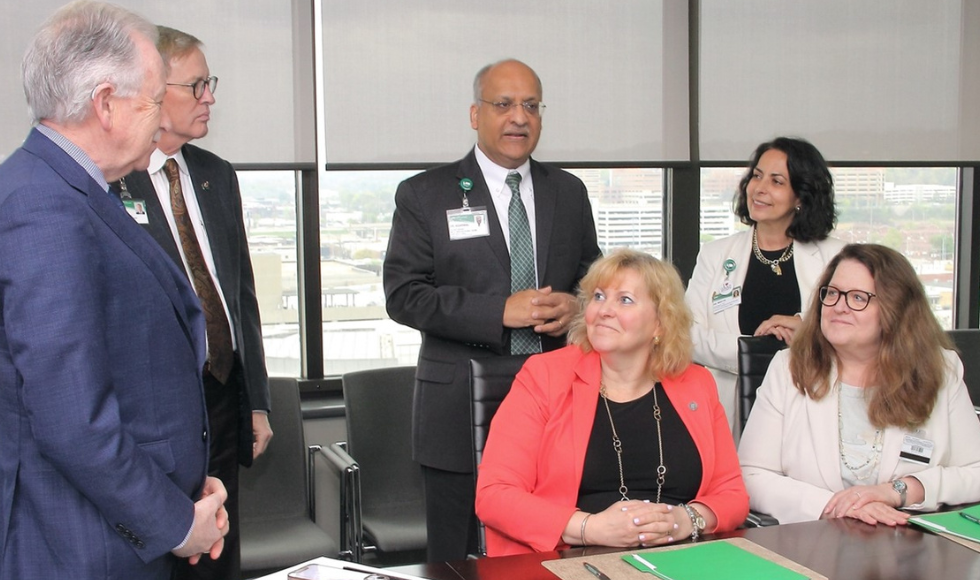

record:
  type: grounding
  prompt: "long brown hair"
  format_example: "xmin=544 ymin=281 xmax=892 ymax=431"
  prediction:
xmin=790 ymin=244 xmax=953 ymax=428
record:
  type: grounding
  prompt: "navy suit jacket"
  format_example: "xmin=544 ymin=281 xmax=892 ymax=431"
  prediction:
xmin=0 ymin=129 xmax=209 ymax=579
xmin=383 ymin=149 xmax=600 ymax=472
xmin=121 ymin=144 xmax=270 ymax=466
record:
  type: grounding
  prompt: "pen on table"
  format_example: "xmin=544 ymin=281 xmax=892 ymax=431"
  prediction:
xmin=583 ymin=561 xmax=612 ymax=580
xmin=961 ymin=512 xmax=980 ymax=525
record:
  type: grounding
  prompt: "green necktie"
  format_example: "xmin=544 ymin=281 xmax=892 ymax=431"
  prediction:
xmin=506 ymin=172 xmax=542 ymax=354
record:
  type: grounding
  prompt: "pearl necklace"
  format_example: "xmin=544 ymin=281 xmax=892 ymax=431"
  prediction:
xmin=837 ymin=386 xmax=882 ymax=480
xmin=752 ymin=227 xmax=794 ymax=276
xmin=599 ymin=383 xmax=666 ymax=503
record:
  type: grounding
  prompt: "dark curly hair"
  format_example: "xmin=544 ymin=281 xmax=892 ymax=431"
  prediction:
xmin=733 ymin=137 xmax=837 ymax=243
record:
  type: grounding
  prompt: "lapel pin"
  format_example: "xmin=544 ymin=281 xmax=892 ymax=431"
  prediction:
xmin=689 ymin=401 xmax=698 ymax=411
xmin=201 ymin=181 xmax=210 ymax=191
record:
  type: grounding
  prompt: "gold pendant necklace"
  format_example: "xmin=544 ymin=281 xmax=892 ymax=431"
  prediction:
xmin=599 ymin=383 xmax=666 ymax=503
xmin=752 ymin=227 xmax=794 ymax=276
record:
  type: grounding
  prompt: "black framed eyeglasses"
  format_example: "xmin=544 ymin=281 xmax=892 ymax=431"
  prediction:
xmin=167 ymin=76 xmax=218 ymax=100
xmin=478 ymin=99 xmax=545 ymax=117
xmin=819 ymin=285 xmax=877 ymax=311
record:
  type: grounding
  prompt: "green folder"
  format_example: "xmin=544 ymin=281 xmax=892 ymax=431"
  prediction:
xmin=909 ymin=504 xmax=980 ymax=543
xmin=623 ymin=541 xmax=808 ymax=580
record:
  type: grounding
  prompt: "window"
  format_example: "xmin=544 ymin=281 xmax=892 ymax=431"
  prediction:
xmin=319 ymin=170 xmax=422 ymax=375
xmin=237 ymin=170 xmax=300 ymax=376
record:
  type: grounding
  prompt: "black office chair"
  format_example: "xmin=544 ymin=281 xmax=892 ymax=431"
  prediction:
xmin=321 ymin=366 xmax=426 ymax=564
xmin=737 ymin=335 xmax=788 ymax=433
xmin=946 ymin=329 xmax=980 ymax=418
xmin=736 ymin=335 xmax=786 ymax=528
xmin=469 ymin=354 xmax=531 ymax=556
xmin=239 ymin=377 xmax=337 ymax=578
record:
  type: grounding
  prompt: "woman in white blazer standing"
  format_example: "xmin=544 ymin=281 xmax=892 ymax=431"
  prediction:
xmin=686 ymin=137 xmax=843 ymax=433
xmin=739 ymin=244 xmax=980 ymax=524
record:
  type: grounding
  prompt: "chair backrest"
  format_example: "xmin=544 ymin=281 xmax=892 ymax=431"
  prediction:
xmin=341 ymin=366 xmax=423 ymax=516
xmin=737 ymin=335 xmax=788 ymax=432
xmin=240 ymin=377 xmax=309 ymax=523
xmin=947 ymin=329 xmax=980 ymax=410
xmin=469 ymin=355 xmax=531 ymax=473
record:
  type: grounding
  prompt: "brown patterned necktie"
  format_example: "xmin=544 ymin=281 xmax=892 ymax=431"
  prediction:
xmin=164 ymin=158 xmax=234 ymax=383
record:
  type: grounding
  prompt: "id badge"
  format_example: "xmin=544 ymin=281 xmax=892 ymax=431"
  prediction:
xmin=447 ymin=207 xmax=490 ymax=240
xmin=899 ymin=434 xmax=934 ymax=465
xmin=123 ymin=199 xmax=149 ymax=224
xmin=711 ymin=286 xmax=742 ymax=315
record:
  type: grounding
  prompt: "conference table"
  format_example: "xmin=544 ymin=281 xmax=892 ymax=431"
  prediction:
xmin=387 ymin=518 xmax=980 ymax=580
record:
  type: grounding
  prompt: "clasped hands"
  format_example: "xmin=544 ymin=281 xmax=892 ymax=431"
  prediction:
xmin=579 ymin=500 xmax=691 ymax=548
xmin=172 ymin=476 xmax=230 ymax=564
xmin=822 ymin=483 xmax=909 ymax=526
xmin=753 ymin=314 xmax=802 ymax=344
xmin=503 ymin=286 xmax=577 ymax=337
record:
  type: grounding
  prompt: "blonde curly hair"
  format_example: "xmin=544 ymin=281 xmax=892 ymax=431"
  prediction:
xmin=566 ymin=249 xmax=693 ymax=379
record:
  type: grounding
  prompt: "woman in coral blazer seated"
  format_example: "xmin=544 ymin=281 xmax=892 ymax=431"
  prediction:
xmin=739 ymin=244 xmax=980 ymax=525
xmin=475 ymin=250 xmax=749 ymax=557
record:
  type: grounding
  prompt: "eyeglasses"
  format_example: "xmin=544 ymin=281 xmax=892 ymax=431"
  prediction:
xmin=819 ymin=285 xmax=877 ymax=311
xmin=478 ymin=99 xmax=545 ymax=117
xmin=167 ymin=76 xmax=218 ymax=100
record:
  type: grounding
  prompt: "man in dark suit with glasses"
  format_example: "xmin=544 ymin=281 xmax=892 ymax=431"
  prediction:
xmin=119 ymin=25 xmax=272 ymax=580
xmin=384 ymin=59 xmax=600 ymax=561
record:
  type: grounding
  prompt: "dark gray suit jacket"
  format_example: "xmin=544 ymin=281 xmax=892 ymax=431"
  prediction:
xmin=383 ymin=149 xmax=600 ymax=472
xmin=122 ymin=144 xmax=270 ymax=466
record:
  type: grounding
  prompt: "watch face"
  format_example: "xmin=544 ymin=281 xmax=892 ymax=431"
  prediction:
xmin=893 ymin=480 xmax=908 ymax=492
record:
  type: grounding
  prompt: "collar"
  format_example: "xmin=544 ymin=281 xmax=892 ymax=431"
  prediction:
xmin=473 ymin=145 xmax=531 ymax=194
xmin=35 ymin=123 xmax=109 ymax=192
xmin=149 ymin=148 xmax=188 ymax=176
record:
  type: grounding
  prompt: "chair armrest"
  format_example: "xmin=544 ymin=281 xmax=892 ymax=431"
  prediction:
xmin=315 ymin=443 xmax=362 ymax=561
xmin=743 ymin=510 xmax=779 ymax=528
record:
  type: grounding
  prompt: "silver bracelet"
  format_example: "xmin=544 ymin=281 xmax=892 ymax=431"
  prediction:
xmin=680 ymin=503 xmax=703 ymax=541
xmin=580 ymin=513 xmax=592 ymax=546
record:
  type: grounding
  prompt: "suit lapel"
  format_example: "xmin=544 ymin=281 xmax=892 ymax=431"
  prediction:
xmin=571 ymin=353 xmax=602 ymax=485
xmin=458 ymin=152 xmax=511 ymax=272
xmin=530 ymin=159 xmax=555 ymax=283
xmin=23 ymin=131 xmax=204 ymax=363
xmin=808 ymin=369 xmax=847 ymax=493
xmin=122 ymin=169 xmax=184 ymax=268
xmin=723 ymin=231 xmax=753 ymax=332
xmin=88 ymin=181 xmax=204 ymax=360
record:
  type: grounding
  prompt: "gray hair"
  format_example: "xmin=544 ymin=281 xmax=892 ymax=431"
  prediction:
xmin=472 ymin=59 xmax=542 ymax=104
xmin=22 ymin=0 xmax=159 ymax=124
xmin=156 ymin=25 xmax=203 ymax=65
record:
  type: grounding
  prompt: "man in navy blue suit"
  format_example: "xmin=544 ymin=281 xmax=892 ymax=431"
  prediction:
xmin=0 ymin=2 xmax=228 ymax=578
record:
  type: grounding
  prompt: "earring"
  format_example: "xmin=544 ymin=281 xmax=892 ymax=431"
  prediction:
xmin=653 ymin=336 xmax=661 ymax=345
xmin=795 ymin=206 xmax=801 ymax=212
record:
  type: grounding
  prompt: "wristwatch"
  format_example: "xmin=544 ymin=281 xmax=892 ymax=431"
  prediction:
xmin=681 ymin=503 xmax=706 ymax=541
xmin=891 ymin=478 xmax=908 ymax=508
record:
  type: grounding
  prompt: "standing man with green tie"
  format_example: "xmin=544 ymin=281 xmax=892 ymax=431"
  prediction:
xmin=119 ymin=26 xmax=272 ymax=580
xmin=384 ymin=59 xmax=600 ymax=561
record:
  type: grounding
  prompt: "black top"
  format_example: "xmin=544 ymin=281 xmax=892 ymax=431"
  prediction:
xmin=738 ymin=246 xmax=801 ymax=335
xmin=578 ymin=384 xmax=702 ymax=513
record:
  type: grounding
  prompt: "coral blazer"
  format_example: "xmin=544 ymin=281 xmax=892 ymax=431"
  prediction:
xmin=475 ymin=346 xmax=748 ymax=556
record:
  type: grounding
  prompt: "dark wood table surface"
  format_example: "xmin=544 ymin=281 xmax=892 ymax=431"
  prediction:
xmin=388 ymin=518 xmax=980 ymax=580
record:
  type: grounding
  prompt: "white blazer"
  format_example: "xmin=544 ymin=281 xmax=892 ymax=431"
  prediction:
xmin=739 ymin=349 xmax=980 ymax=524
xmin=685 ymin=230 xmax=845 ymax=430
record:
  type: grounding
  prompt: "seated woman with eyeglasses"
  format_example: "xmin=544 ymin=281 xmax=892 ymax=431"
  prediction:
xmin=476 ymin=250 xmax=748 ymax=557
xmin=739 ymin=243 xmax=980 ymax=525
